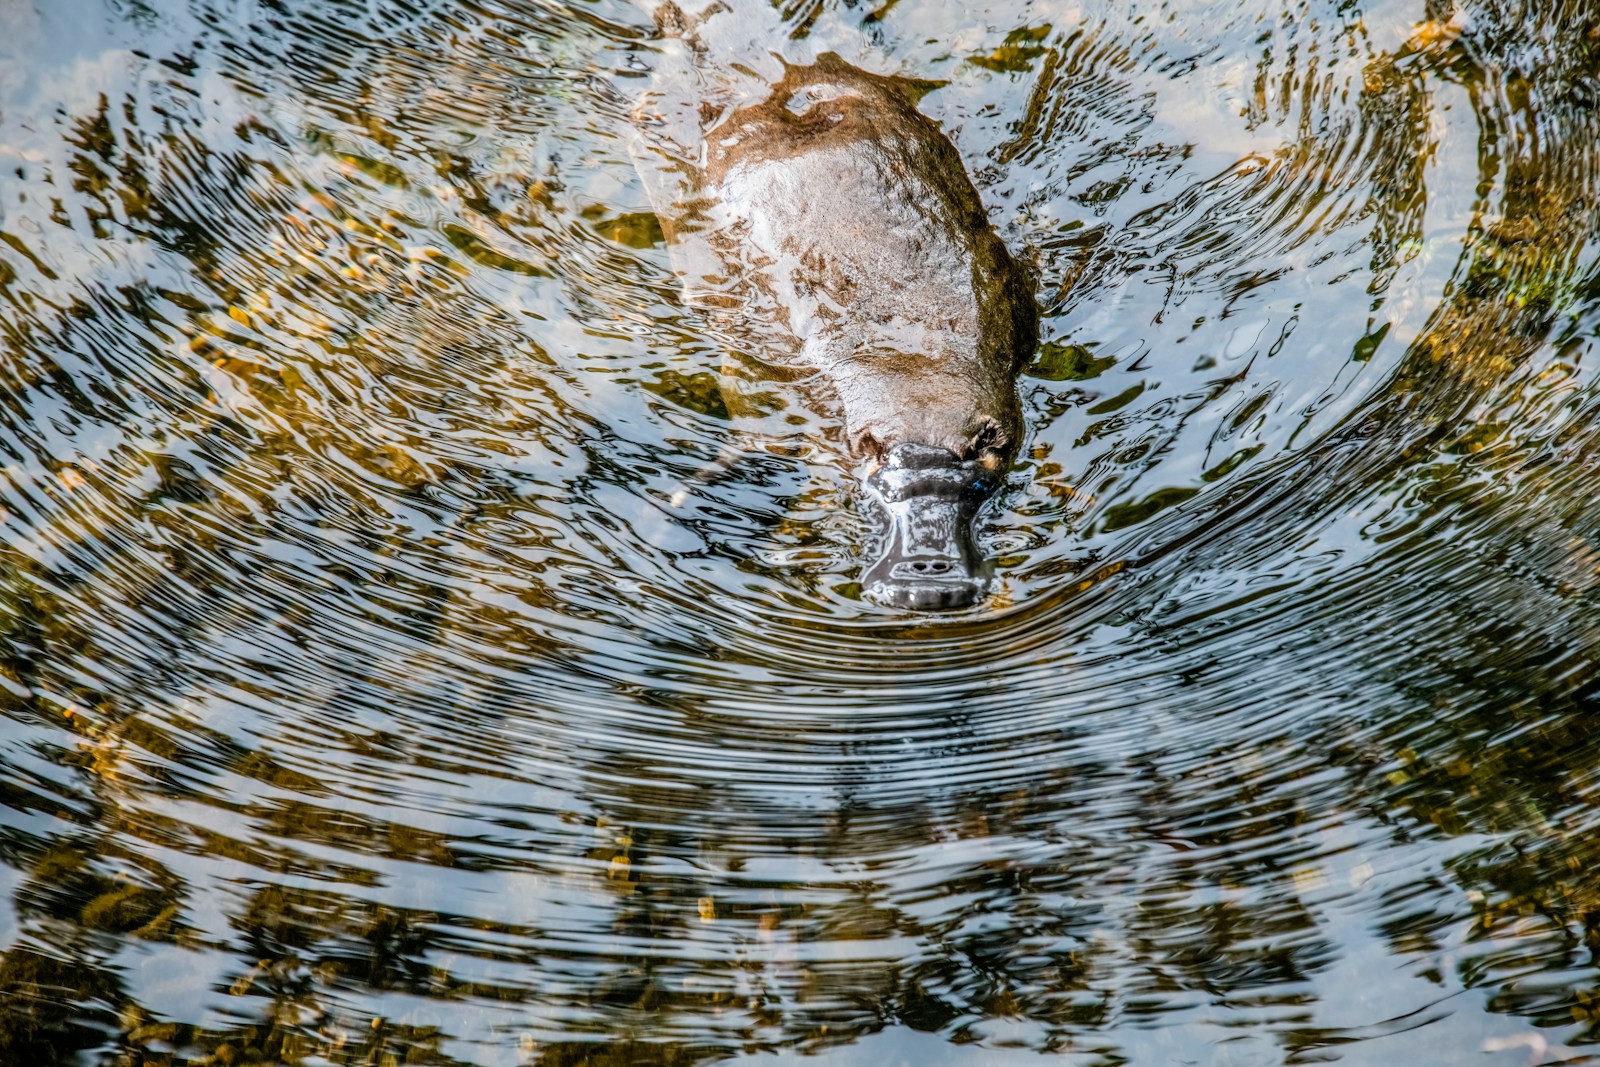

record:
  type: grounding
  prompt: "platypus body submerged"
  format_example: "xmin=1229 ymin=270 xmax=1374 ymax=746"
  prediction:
xmin=633 ymin=6 xmax=1037 ymax=609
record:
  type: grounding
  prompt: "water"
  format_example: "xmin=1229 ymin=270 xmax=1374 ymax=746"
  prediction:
xmin=2 ymin=0 xmax=1599 ymax=1063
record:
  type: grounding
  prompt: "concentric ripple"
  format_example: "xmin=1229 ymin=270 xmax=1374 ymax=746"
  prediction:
xmin=3 ymin=0 xmax=1600 ymax=1064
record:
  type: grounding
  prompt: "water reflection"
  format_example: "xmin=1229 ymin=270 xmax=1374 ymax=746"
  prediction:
xmin=2 ymin=0 xmax=1600 ymax=1064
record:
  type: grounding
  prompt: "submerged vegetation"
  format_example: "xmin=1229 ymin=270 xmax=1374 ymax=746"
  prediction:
xmin=2 ymin=0 xmax=1600 ymax=1064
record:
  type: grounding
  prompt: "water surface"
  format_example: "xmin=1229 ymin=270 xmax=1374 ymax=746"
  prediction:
xmin=3 ymin=0 xmax=1600 ymax=1064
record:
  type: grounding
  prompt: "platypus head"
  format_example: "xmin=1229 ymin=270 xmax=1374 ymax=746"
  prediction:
xmin=850 ymin=369 xmax=1020 ymax=611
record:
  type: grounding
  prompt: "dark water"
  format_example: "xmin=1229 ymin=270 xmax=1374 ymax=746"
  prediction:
xmin=2 ymin=0 xmax=1600 ymax=1063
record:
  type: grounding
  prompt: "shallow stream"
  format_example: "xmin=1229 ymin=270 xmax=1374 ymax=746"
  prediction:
xmin=3 ymin=0 xmax=1600 ymax=1064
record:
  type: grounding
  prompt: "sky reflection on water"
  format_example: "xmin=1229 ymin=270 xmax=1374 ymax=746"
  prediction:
xmin=2 ymin=0 xmax=1600 ymax=1064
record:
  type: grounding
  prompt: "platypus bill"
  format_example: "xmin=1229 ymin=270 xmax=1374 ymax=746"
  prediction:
xmin=633 ymin=10 xmax=1037 ymax=610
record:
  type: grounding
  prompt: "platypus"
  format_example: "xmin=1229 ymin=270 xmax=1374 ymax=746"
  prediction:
xmin=632 ymin=9 xmax=1037 ymax=609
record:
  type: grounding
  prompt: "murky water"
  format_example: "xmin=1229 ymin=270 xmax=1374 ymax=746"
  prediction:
xmin=2 ymin=0 xmax=1600 ymax=1063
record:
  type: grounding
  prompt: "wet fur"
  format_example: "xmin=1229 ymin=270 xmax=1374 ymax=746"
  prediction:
xmin=633 ymin=8 xmax=1036 ymax=467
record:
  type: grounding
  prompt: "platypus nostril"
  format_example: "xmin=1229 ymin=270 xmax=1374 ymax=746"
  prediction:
xmin=909 ymin=559 xmax=953 ymax=575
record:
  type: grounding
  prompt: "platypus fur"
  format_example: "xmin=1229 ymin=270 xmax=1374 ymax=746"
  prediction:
xmin=633 ymin=10 xmax=1037 ymax=610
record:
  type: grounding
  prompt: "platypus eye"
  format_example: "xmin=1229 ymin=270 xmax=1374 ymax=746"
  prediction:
xmin=853 ymin=431 xmax=885 ymax=461
xmin=966 ymin=421 xmax=1008 ymax=463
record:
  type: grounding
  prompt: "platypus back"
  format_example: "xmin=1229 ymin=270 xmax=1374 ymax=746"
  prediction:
xmin=632 ymin=4 xmax=1037 ymax=609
